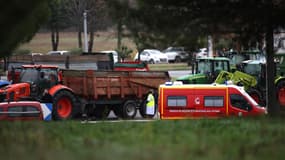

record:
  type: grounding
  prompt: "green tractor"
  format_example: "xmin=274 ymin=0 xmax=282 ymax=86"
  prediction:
xmin=217 ymin=58 xmax=285 ymax=107
xmin=226 ymin=49 xmax=265 ymax=71
xmin=176 ymin=57 xmax=231 ymax=84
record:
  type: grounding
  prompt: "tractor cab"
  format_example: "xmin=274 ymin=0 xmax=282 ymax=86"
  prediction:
xmin=0 ymin=65 xmax=61 ymax=102
xmin=19 ymin=65 xmax=60 ymax=97
xmin=237 ymin=59 xmax=285 ymax=106
xmin=176 ymin=57 xmax=230 ymax=84
xmin=239 ymin=60 xmax=266 ymax=87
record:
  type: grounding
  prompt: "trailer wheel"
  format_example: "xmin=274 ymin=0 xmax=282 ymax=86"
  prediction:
xmin=94 ymin=105 xmax=110 ymax=119
xmin=53 ymin=90 xmax=78 ymax=120
xmin=139 ymin=100 xmax=147 ymax=118
xmin=247 ymin=88 xmax=262 ymax=105
xmin=122 ymin=100 xmax=137 ymax=119
xmin=277 ymin=81 xmax=285 ymax=107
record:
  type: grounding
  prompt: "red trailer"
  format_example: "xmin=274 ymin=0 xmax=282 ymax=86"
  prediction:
xmin=159 ymin=82 xmax=266 ymax=119
xmin=62 ymin=69 xmax=170 ymax=119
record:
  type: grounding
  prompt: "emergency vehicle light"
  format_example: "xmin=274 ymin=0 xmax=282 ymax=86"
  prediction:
xmin=165 ymin=81 xmax=183 ymax=86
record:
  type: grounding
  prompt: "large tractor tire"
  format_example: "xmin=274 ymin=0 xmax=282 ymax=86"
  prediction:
xmin=122 ymin=100 xmax=137 ymax=119
xmin=52 ymin=90 xmax=79 ymax=120
xmin=277 ymin=81 xmax=285 ymax=107
xmin=247 ymin=88 xmax=263 ymax=105
xmin=93 ymin=105 xmax=110 ymax=119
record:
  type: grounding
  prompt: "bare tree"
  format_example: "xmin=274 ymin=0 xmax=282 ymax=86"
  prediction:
xmin=63 ymin=0 xmax=108 ymax=52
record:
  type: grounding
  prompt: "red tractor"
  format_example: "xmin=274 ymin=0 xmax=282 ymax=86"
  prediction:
xmin=0 ymin=65 xmax=81 ymax=120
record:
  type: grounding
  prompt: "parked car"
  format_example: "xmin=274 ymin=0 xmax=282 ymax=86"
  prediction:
xmin=47 ymin=50 xmax=70 ymax=55
xmin=195 ymin=48 xmax=208 ymax=58
xmin=134 ymin=49 xmax=168 ymax=64
xmin=162 ymin=47 xmax=188 ymax=63
xmin=0 ymin=101 xmax=52 ymax=121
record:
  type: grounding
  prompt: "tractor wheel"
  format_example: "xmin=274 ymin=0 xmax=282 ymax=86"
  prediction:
xmin=148 ymin=59 xmax=155 ymax=64
xmin=93 ymin=105 xmax=110 ymax=119
xmin=277 ymin=81 xmax=285 ymax=107
xmin=52 ymin=90 xmax=79 ymax=120
xmin=122 ymin=100 xmax=137 ymax=119
xmin=247 ymin=88 xmax=262 ymax=105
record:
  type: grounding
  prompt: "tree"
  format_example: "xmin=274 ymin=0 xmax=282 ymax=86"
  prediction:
xmin=0 ymin=0 xmax=49 ymax=56
xmin=0 ymin=0 xmax=49 ymax=70
xmin=115 ymin=45 xmax=133 ymax=61
xmin=63 ymin=0 xmax=109 ymax=52
xmin=47 ymin=0 xmax=68 ymax=51
xmin=115 ymin=0 xmax=285 ymax=116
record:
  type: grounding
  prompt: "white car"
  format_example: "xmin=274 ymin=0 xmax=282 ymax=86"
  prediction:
xmin=134 ymin=49 xmax=168 ymax=64
xmin=163 ymin=47 xmax=188 ymax=63
xmin=195 ymin=48 xmax=208 ymax=58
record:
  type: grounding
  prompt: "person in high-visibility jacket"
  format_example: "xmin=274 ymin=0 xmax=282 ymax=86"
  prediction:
xmin=146 ymin=89 xmax=155 ymax=116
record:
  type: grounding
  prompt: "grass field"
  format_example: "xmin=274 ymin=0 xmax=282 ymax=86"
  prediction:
xmin=19 ymin=32 xmax=137 ymax=56
xmin=1 ymin=117 xmax=285 ymax=160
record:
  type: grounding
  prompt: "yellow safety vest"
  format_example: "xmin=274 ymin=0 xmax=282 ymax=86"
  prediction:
xmin=147 ymin=93 xmax=155 ymax=108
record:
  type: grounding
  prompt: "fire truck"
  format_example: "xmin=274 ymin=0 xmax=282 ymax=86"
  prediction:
xmin=158 ymin=82 xmax=266 ymax=119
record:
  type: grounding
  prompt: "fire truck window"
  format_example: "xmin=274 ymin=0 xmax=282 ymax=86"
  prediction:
xmin=204 ymin=96 xmax=224 ymax=107
xmin=230 ymin=94 xmax=251 ymax=111
xmin=167 ymin=96 xmax=187 ymax=107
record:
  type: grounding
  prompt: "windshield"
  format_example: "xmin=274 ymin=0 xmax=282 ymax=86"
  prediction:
xmin=20 ymin=68 xmax=39 ymax=83
xmin=196 ymin=60 xmax=211 ymax=74
xmin=196 ymin=59 xmax=229 ymax=74
xmin=243 ymin=64 xmax=261 ymax=76
xmin=239 ymin=87 xmax=259 ymax=106
xmin=20 ymin=68 xmax=58 ymax=84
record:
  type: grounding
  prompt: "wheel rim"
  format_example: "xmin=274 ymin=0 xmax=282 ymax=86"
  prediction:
xmin=175 ymin=57 xmax=181 ymax=62
xmin=126 ymin=104 xmax=136 ymax=116
xmin=57 ymin=97 xmax=72 ymax=118
xmin=278 ymin=87 xmax=285 ymax=106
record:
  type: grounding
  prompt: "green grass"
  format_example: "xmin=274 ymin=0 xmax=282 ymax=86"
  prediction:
xmin=1 ymin=117 xmax=285 ymax=160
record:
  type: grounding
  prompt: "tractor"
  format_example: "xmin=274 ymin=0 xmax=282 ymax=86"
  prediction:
xmin=215 ymin=58 xmax=285 ymax=107
xmin=0 ymin=65 xmax=81 ymax=120
xmin=176 ymin=57 xmax=230 ymax=84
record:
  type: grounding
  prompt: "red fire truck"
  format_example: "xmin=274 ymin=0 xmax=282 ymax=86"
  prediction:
xmin=158 ymin=82 xmax=266 ymax=119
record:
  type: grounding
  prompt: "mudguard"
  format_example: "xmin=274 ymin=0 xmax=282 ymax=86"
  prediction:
xmin=48 ymin=84 xmax=74 ymax=97
xmin=275 ymin=76 xmax=285 ymax=85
